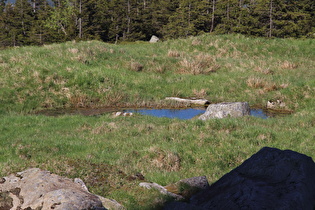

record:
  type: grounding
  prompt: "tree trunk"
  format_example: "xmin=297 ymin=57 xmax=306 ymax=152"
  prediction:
xmin=127 ymin=0 xmax=131 ymax=35
xmin=78 ymin=0 xmax=82 ymax=39
xmin=210 ymin=0 xmax=216 ymax=32
xmin=269 ymin=0 xmax=273 ymax=37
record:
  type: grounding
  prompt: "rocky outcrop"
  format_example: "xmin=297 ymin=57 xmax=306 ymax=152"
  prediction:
xmin=198 ymin=102 xmax=250 ymax=120
xmin=165 ymin=147 xmax=315 ymax=210
xmin=0 ymin=168 xmax=124 ymax=210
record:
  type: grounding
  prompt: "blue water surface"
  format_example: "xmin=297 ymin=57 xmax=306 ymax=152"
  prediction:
xmin=126 ymin=108 xmax=269 ymax=120
xmin=250 ymin=109 xmax=269 ymax=119
xmin=126 ymin=108 xmax=206 ymax=120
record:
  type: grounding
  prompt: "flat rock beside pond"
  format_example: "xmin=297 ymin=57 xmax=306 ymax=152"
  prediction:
xmin=0 ymin=168 xmax=124 ymax=210
xmin=165 ymin=97 xmax=210 ymax=106
xmin=198 ymin=102 xmax=250 ymax=120
xmin=165 ymin=147 xmax=315 ymax=209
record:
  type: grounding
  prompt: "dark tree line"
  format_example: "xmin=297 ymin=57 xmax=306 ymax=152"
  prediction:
xmin=0 ymin=0 xmax=314 ymax=47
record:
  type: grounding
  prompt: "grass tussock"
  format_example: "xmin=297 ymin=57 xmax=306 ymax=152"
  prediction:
xmin=148 ymin=147 xmax=181 ymax=172
xmin=104 ymin=91 xmax=127 ymax=106
xmin=254 ymin=66 xmax=274 ymax=75
xmin=129 ymin=61 xmax=144 ymax=72
xmin=167 ymin=50 xmax=181 ymax=57
xmin=192 ymin=89 xmax=208 ymax=98
xmin=177 ymin=53 xmax=220 ymax=75
xmin=280 ymin=60 xmax=298 ymax=70
xmin=246 ymin=76 xmax=278 ymax=92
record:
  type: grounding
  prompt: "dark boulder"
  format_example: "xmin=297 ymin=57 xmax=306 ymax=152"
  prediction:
xmin=165 ymin=147 xmax=315 ymax=210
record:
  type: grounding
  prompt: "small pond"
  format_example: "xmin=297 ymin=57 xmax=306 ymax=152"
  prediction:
xmin=125 ymin=108 xmax=206 ymax=120
xmin=37 ymin=107 xmax=289 ymax=119
xmin=125 ymin=108 xmax=273 ymax=120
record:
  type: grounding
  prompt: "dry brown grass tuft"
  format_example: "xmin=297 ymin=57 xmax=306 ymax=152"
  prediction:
xmin=92 ymin=122 xmax=118 ymax=134
xmin=146 ymin=61 xmax=166 ymax=73
xmin=149 ymin=147 xmax=181 ymax=172
xmin=171 ymin=89 xmax=183 ymax=98
xmin=70 ymin=93 xmax=88 ymax=108
xmin=263 ymin=84 xmax=278 ymax=92
xmin=68 ymin=48 xmax=79 ymax=54
xmin=254 ymin=66 xmax=273 ymax=75
xmin=246 ymin=76 xmax=267 ymax=89
xmin=168 ymin=50 xmax=181 ymax=57
xmin=280 ymin=61 xmax=298 ymax=69
xmin=246 ymin=76 xmax=278 ymax=92
xmin=152 ymin=65 xmax=165 ymax=73
xmin=192 ymin=89 xmax=208 ymax=98
xmin=191 ymin=39 xmax=202 ymax=46
xmin=177 ymin=53 xmax=220 ymax=75
xmin=104 ymin=91 xmax=126 ymax=105
xmin=61 ymin=87 xmax=71 ymax=99
xmin=279 ymin=83 xmax=289 ymax=89
xmin=129 ymin=61 xmax=144 ymax=72
xmin=32 ymin=70 xmax=40 ymax=79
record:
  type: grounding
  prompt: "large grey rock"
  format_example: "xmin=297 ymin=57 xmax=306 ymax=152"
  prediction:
xmin=149 ymin=35 xmax=159 ymax=43
xmin=165 ymin=147 xmax=315 ymax=210
xmin=198 ymin=102 xmax=250 ymax=120
xmin=0 ymin=168 xmax=123 ymax=210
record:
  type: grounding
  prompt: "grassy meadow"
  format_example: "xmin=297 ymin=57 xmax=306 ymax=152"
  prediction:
xmin=0 ymin=34 xmax=314 ymax=209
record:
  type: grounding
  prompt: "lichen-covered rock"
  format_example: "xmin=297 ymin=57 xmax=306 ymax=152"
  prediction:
xmin=0 ymin=168 xmax=122 ymax=210
xmin=165 ymin=147 xmax=315 ymax=210
xmin=198 ymin=102 xmax=250 ymax=120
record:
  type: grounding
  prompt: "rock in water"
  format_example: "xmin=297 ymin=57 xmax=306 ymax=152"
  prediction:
xmin=165 ymin=147 xmax=315 ymax=210
xmin=198 ymin=102 xmax=250 ymax=120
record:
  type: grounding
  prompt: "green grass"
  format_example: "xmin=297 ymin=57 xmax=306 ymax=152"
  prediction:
xmin=0 ymin=113 xmax=314 ymax=208
xmin=0 ymin=34 xmax=314 ymax=209
xmin=1 ymin=34 xmax=314 ymax=114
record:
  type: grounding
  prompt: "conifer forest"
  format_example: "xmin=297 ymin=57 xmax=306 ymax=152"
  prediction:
xmin=0 ymin=0 xmax=314 ymax=47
